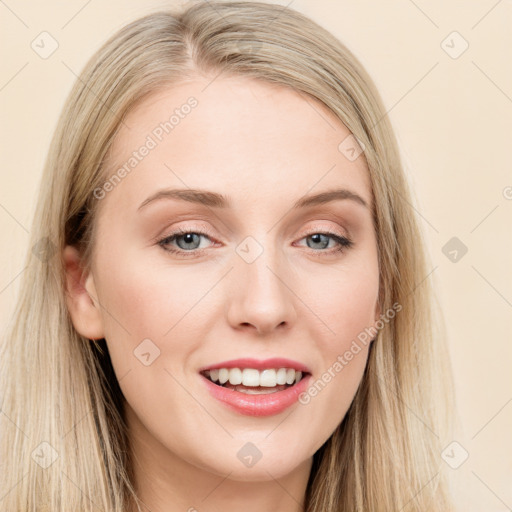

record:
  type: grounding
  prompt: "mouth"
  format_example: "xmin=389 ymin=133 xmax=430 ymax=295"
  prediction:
xmin=198 ymin=357 xmax=313 ymax=416
xmin=200 ymin=367 xmax=309 ymax=395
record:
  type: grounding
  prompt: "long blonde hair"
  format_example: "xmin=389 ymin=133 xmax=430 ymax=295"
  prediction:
xmin=0 ymin=1 xmax=455 ymax=510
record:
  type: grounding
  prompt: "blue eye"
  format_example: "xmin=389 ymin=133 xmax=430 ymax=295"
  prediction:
xmin=300 ymin=232 xmax=353 ymax=253
xmin=157 ymin=229 xmax=214 ymax=254
xmin=156 ymin=229 xmax=353 ymax=257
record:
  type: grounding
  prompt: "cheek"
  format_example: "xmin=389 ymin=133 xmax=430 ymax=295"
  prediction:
xmin=90 ymin=249 xmax=173 ymax=372
xmin=91 ymin=247 xmax=222 ymax=389
xmin=303 ymin=257 xmax=379 ymax=346
xmin=296 ymin=256 xmax=378 ymax=421
xmin=91 ymin=254 xmax=206 ymax=426
xmin=94 ymin=247 xmax=200 ymax=337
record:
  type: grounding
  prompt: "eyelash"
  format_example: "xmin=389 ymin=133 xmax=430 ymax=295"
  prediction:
xmin=156 ymin=227 xmax=353 ymax=258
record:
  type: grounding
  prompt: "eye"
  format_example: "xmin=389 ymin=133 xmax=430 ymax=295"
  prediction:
xmin=156 ymin=228 xmax=353 ymax=258
xmin=296 ymin=231 xmax=353 ymax=255
xmin=157 ymin=228 xmax=216 ymax=256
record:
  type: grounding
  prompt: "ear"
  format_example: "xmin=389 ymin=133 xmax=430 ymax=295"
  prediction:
xmin=62 ymin=245 xmax=104 ymax=340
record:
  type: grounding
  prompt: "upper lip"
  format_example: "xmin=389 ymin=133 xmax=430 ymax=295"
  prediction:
xmin=199 ymin=357 xmax=311 ymax=374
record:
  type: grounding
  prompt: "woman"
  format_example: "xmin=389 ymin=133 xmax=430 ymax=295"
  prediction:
xmin=0 ymin=1 xmax=455 ymax=510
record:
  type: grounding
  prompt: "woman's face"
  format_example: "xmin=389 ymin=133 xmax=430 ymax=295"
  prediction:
xmin=68 ymin=76 xmax=380 ymax=482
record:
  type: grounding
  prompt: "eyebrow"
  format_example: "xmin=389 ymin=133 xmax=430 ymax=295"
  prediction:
xmin=137 ymin=187 xmax=368 ymax=211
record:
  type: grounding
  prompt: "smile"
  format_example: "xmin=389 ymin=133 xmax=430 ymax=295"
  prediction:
xmin=202 ymin=367 xmax=305 ymax=392
xmin=199 ymin=358 xmax=312 ymax=416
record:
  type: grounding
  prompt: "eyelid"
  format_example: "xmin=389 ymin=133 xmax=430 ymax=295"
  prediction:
xmin=298 ymin=223 xmax=348 ymax=239
xmin=154 ymin=220 xmax=348 ymax=242
xmin=152 ymin=222 xmax=216 ymax=243
xmin=155 ymin=226 xmax=353 ymax=260
xmin=296 ymin=219 xmax=352 ymax=241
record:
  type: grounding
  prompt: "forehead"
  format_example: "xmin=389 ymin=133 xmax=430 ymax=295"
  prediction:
xmin=102 ymin=76 xmax=372 ymax=212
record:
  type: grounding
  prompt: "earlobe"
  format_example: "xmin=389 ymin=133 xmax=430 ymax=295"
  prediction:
xmin=62 ymin=245 xmax=104 ymax=340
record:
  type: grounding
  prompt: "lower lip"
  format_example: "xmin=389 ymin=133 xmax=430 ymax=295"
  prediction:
xmin=201 ymin=374 xmax=312 ymax=417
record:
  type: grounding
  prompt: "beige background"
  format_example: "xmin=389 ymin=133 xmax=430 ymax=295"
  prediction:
xmin=1 ymin=1 xmax=511 ymax=509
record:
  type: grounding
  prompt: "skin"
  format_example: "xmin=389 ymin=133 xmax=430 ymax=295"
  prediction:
xmin=64 ymin=75 xmax=380 ymax=512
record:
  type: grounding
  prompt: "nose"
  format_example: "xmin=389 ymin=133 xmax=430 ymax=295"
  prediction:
xmin=226 ymin=247 xmax=298 ymax=336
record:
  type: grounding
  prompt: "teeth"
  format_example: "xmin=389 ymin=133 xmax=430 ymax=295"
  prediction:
xmin=228 ymin=368 xmax=242 ymax=385
xmin=259 ymin=369 xmax=276 ymax=387
xmin=276 ymin=368 xmax=287 ymax=385
xmin=204 ymin=367 xmax=306 ymax=387
xmin=218 ymin=368 xmax=229 ymax=384
xmin=242 ymin=368 xmax=260 ymax=387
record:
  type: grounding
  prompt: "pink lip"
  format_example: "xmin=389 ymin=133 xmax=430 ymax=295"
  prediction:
xmin=200 ymin=372 xmax=312 ymax=417
xmin=199 ymin=357 xmax=311 ymax=373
